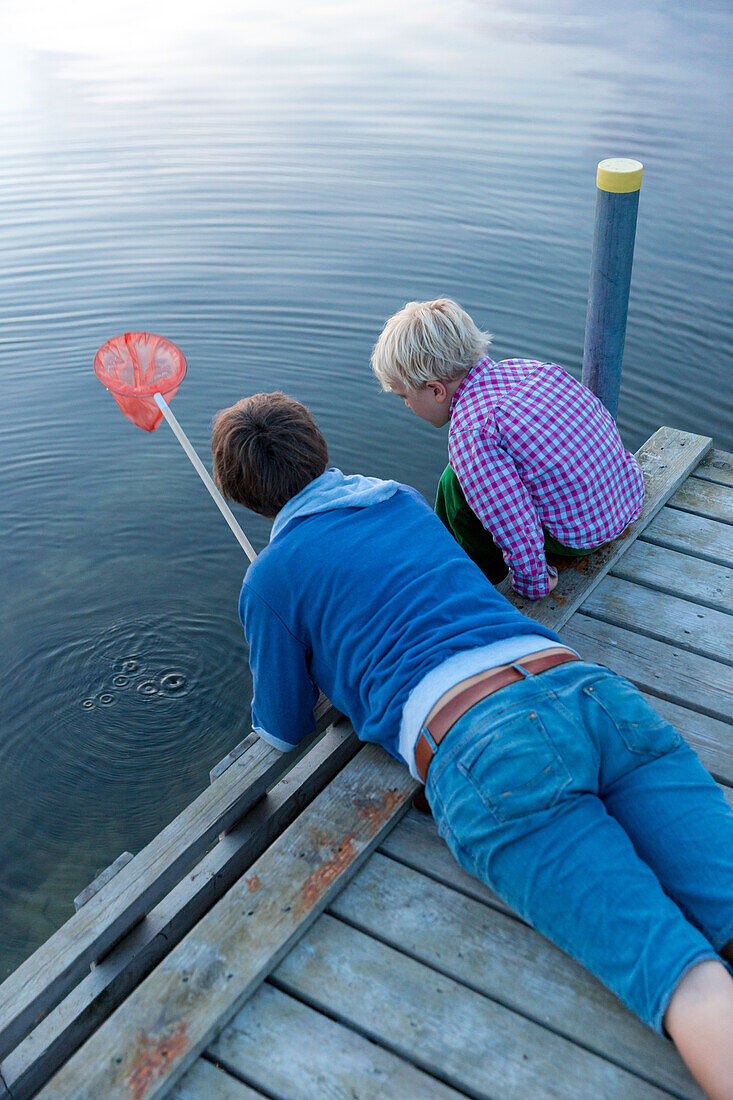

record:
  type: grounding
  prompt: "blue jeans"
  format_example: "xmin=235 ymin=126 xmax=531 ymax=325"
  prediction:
xmin=425 ymin=660 xmax=733 ymax=1032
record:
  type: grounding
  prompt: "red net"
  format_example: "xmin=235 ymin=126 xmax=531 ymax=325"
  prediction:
xmin=94 ymin=332 xmax=187 ymax=431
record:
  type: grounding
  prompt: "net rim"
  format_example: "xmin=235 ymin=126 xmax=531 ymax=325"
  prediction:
xmin=93 ymin=332 xmax=187 ymax=398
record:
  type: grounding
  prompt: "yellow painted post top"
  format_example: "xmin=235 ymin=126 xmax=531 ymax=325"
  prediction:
xmin=596 ymin=158 xmax=643 ymax=193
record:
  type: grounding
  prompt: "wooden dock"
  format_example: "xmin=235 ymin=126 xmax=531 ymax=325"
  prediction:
xmin=1 ymin=427 xmax=731 ymax=1099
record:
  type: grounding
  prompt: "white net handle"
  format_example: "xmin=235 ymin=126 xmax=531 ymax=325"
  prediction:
xmin=154 ymin=393 xmax=257 ymax=563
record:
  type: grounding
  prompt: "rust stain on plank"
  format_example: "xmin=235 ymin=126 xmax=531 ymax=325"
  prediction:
xmin=295 ymin=789 xmax=406 ymax=917
xmin=126 ymin=1021 xmax=189 ymax=1099
xmin=245 ymin=874 xmax=261 ymax=892
xmin=358 ymin=789 xmax=403 ymax=830
xmin=296 ymin=835 xmax=357 ymax=916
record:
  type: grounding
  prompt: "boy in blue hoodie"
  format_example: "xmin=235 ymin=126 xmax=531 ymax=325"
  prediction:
xmin=211 ymin=392 xmax=733 ymax=1100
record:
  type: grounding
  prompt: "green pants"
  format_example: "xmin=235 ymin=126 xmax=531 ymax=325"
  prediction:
xmin=435 ymin=465 xmax=597 ymax=584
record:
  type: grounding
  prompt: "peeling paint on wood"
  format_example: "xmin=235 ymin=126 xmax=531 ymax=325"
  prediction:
xmin=126 ymin=1023 xmax=189 ymax=1100
xmin=297 ymin=836 xmax=358 ymax=916
xmin=357 ymin=789 xmax=404 ymax=828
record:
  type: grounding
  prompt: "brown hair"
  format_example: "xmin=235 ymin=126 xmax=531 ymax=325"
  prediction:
xmin=211 ymin=392 xmax=329 ymax=516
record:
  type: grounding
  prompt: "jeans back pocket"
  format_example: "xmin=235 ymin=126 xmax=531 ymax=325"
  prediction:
xmin=583 ymin=673 xmax=683 ymax=756
xmin=456 ymin=707 xmax=572 ymax=824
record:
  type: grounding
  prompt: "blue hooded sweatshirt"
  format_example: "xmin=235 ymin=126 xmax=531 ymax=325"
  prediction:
xmin=239 ymin=469 xmax=561 ymax=766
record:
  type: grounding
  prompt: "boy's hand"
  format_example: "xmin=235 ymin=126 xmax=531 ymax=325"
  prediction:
xmin=547 ymin=568 xmax=559 ymax=593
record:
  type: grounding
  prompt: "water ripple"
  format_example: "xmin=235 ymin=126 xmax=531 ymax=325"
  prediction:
xmin=0 ymin=612 xmax=251 ymax=813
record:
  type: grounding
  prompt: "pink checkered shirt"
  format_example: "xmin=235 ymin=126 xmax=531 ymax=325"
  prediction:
xmin=448 ymin=357 xmax=645 ymax=599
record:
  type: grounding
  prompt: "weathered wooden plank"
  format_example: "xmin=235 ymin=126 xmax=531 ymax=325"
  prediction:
xmin=170 ymin=1058 xmax=265 ymax=1099
xmin=330 ymin=854 xmax=704 ymax=1098
xmin=498 ymin=427 xmax=712 ymax=627
xmin=209 ymin=735 xmax=258 ymax=784
xmin=563 ymin=615 xmax=733 ymax=724
xmin=3 ymin=724 xmax=360 ymax=1100
xmin=692 ymin=448 xmax=733 ymax=488
xmin=612 ymin=540 xmax=733 ymax=614
xmin=642 ymin=507 xmax=733 ymax=568
xmin=38 ymin=746 xmax=416 ymax=1100
xmin=207 ymin=982 xmax=466 ymax=1100
xmin=670 ymin=477 xmax=733 ymax=524
xmin=74 ymin=853 xmax=134 ymax=912
xmin=583 ymin=575 xmax=733 ymax=665
xmin=0 ymin=708 xmax=338 ymax=1061
xmin=272 ymin=915 xmax=675 ymax=1100
xmin=209 ymin=692 xmax=340 ymax=783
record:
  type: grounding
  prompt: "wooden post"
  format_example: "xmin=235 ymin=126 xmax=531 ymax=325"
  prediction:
xmin=581 ymin=157 xmax=643 ymax=419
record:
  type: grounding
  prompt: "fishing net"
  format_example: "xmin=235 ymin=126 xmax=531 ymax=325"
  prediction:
xmin=94 ymin=332 xmax=187 ymax=431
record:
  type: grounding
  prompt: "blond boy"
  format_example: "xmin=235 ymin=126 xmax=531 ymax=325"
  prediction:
xmin=372 ymin=298 xmax=645 ymax=598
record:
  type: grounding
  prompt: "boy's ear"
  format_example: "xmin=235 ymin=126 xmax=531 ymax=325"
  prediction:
xmin=426 ymin=380 xmax=449 ymax=403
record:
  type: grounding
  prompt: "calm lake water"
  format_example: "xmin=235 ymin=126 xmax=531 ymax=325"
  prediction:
xmin=1 ymin=0 xmax=731 ymax=977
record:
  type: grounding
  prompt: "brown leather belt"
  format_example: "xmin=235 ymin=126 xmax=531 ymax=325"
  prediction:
xmin=414 ymin=648 xmax=580 ymax=783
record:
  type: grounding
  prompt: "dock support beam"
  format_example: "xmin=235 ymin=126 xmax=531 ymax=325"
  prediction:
xmin=582 ymin=157 xmax=643 ymax=420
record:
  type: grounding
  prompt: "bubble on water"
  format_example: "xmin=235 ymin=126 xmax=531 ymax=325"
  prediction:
xmin=1 ymin=611 xmax=250 ymax=818
xmin=160 ymin=672 xmax=187 ymax=693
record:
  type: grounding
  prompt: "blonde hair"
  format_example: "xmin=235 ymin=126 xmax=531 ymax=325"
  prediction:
xmin=371 ymin=298 xmax=492 ymax=392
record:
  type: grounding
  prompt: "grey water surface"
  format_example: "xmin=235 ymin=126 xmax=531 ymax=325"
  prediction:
xmin=0 ymin=0 xmax=731 ymax=977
